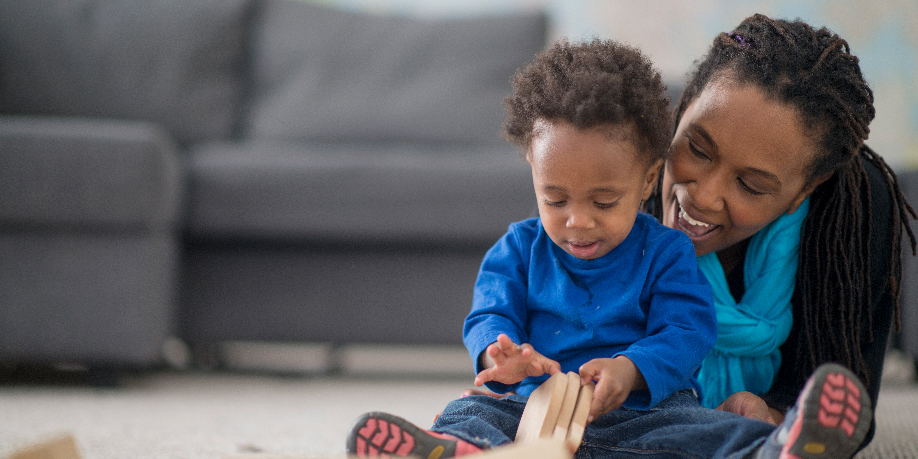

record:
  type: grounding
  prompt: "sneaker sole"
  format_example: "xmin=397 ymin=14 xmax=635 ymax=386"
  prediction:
xmin=781 ymin=363 xmax=872 ymax=459
xmin=346 ymin=411 xmax=458 ymax=459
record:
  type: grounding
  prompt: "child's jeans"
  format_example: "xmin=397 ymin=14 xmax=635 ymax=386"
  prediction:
xmin=431 ymin=389 xmax=775 ymax=458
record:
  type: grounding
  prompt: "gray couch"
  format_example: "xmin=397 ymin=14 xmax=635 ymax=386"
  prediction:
xmin=0 ymin=0 xmax=546 ymax=370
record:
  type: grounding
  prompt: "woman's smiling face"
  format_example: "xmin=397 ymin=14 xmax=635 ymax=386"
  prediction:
xmin=662 ymin=76 xmax=825 ymax=257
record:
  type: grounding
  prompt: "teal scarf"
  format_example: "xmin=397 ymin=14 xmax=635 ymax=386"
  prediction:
xmin=696 ymin=198 xmax=809 ymax=408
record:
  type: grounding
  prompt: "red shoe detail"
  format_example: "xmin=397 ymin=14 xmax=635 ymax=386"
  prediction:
xmin=360 ymin=418 xmax=377 ymax=438
xmin=453 ymin=440 xmax=483 ymax=456
xmin=396 ymin=434 xmax=415 ymax=456
xmin=385 ymin=424 xmax=402 ymax=452
xmin=816 ymin=372 xmax=861 ymax=437
xmin=840 ymin=419 xmax=856 ymax=437
xmin=778 ymin=364 xmax=872 ymax=459
xmin=372 ymin=419 xmax=390 ymax=447
xmin=845 ymin=379 xmax=861 ymax=398
xmin=783 ymin=404 xmax=806 ymax=458
xmin=846 ymin=394 xmax=861 ymax=413
xmin=347 ymin=412 xmax=476 ymax=458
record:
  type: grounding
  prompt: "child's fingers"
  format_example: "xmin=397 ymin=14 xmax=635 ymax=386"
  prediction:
xmin=496 ymin=334 xmax=520 ymax=356
xmin=589 ymin=376 xmax=625 ymax=422
xmin=585 ymin=373 xmax=628 ymax=422
xmin=486 ymin=342 xmax=504 ymax=363
xmin=535 ymin=355 xmax=561 ymax=376
xmin=518 ymin=342 xmax=534 ymax=358
xmin=589 ymin=385 xmax=607 ymax=422
xmin=544 ymin=358 xmax=562 ymax=375
xmin=474 ymin=368 xmax=494 ymax=386
xmin=579 ymin=360 xmax=618 ymax=421
xmin=578 ymin=361 xmax=600 ymax=385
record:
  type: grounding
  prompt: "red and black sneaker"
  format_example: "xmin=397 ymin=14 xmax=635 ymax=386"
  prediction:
xmin=777 ymin=363 xmax=872 ymax=459
xmin=346 ymin=411 xmax=479 ymax=458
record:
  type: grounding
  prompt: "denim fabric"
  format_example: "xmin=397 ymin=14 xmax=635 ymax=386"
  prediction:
xmin=432 ymin=390 xmax=775 ymax=458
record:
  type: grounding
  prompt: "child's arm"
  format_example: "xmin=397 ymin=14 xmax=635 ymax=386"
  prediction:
xmin=474 ymin=333 xmax=561 ymax=386
xmin=578 ymin=356 xmax=647 ymax=422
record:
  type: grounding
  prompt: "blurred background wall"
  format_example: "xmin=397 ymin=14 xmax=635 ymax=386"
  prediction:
xmin=310 ymin=0 xmax=918 ymax=170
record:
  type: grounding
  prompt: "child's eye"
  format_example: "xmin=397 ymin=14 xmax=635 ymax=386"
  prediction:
xmin=544 ymin=199 xmax=566 ymax=207
xmin=595 ymin=201 xmax=618 ymax=209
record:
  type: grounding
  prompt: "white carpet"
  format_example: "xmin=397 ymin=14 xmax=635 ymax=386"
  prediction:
xmin=2 ymin=365 xmax=917 ymax=459
xmin=0 ymin=371 xmax=470 ymax=459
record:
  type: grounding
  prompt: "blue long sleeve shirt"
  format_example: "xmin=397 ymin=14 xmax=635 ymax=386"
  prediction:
xmin=463 ymin=214 xmax=717 ymax=410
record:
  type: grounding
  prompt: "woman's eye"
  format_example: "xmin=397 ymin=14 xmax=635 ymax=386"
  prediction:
xmin=737 ymin=178 xmax=766 ymax=196
xmin=688 ymin=141 xmax=709 ymax=160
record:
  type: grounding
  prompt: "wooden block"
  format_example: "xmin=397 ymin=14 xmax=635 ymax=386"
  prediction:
xmin=8 ymin=434 xmax=81 ymax=459
xmin=477 ymin=438 xmax=572 ymax=459
xmin=551 ymin=372 xmax=582 ymax=440
xmin=515 ymin=372 xmax=569 ymax=442
xmin=565 ymin=380 xmax=594 ymax=450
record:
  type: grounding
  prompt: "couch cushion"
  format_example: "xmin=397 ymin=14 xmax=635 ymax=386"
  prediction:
xmin=243 ymin=0 xmax=547 ymax=144
xmin=187 ymin=140 xmax=535 ymax=244
xmin=0 ymin=117 xmax=182 ymax=231
xmin=0 ymin=0 xmax=254 ymax=146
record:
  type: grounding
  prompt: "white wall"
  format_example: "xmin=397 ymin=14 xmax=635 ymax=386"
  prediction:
xmin=312 ymin=0 xmax=918 ymax=169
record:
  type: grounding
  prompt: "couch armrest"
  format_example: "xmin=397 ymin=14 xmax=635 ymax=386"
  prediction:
xmin=0 ymin=116 xmax=183 ymax=232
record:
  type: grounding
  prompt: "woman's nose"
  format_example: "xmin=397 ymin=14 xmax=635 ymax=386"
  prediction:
xmin=689 ymin=173 xmax=726 ymax=213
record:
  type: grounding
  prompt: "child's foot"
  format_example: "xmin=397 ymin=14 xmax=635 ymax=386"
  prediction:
xmin=759 ymin=363 xmax=872 ymax=459
xmin=346 ymin=411 xmax=482 ymax=458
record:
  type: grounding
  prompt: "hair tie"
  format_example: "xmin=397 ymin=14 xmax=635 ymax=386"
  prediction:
xmin=729 ymin=32 xmax=750 ymax=48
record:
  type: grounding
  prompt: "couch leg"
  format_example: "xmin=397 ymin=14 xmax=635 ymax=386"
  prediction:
xmin=87 ymin=366 xmax=120 ymax=388
xmin=190 ymin=342 xmax=222 ymax=371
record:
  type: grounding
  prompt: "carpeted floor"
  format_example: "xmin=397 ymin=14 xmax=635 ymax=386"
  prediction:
xmin=1 ymin=361 xmax=917 ymax=458
xmin=0 ymin=370 xmax=472 ymax=459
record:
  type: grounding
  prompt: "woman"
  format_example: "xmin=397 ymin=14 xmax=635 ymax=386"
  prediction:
xmin=649 ymin=13 xmax=915 ymax=449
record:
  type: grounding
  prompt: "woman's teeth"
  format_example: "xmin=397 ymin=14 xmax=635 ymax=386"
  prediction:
xmin=680 ymin=206 xmax=710 ymax=227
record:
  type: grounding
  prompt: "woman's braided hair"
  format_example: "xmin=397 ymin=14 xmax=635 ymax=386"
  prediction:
xmin=650 ymin=13 xmax=917 ymax=387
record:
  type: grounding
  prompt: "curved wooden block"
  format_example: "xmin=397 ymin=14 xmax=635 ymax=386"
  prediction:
xmin=565 ymin=380 xmax=594 ymax=450
xmin=552 ymin=372 xmax=582 ymax=439
xmin=515 ymin=372 xmax=569 ymax=442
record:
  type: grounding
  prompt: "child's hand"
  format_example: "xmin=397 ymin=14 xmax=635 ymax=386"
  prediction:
xmin=474 ymin=334 xmax=561 ymax=386
xmin=579 ymin=356 xmax=646 ymax=422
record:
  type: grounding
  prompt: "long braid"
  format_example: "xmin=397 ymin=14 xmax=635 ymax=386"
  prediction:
xmin=800 ymin=159 xmax=871 ymax=385
xmin=648 ymin=14 xmax=918 ymax=391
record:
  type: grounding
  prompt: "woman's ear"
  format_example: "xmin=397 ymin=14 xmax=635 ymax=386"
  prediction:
xmin=642 ymin=159 xmax=665 ymax=201
xmin=786 ymin=172 xmax=833 ymax=214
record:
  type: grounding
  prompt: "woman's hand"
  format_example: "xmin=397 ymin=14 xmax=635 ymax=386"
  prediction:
xmin=716 ymin=391 xmax=782 ymax=425
xmin=578 ymin=356 xmax=646 ymax=422
xmin=474 ymin=334 xmax=561 ymax=386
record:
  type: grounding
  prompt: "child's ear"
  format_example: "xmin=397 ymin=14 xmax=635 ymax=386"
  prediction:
xmin=641 ymin=159 xmax=664 ymax=201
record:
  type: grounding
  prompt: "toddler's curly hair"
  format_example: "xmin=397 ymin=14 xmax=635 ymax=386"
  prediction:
xmin=503 ymin=39 xmax=670 ymax=164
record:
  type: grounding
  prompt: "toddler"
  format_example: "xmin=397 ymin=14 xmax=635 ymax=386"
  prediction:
xmin=346 ymin=38 xmax=716 ymax=456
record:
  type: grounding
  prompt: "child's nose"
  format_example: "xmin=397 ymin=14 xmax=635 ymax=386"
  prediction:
xmin=566 ymin=206 xmax=596 ymax=229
